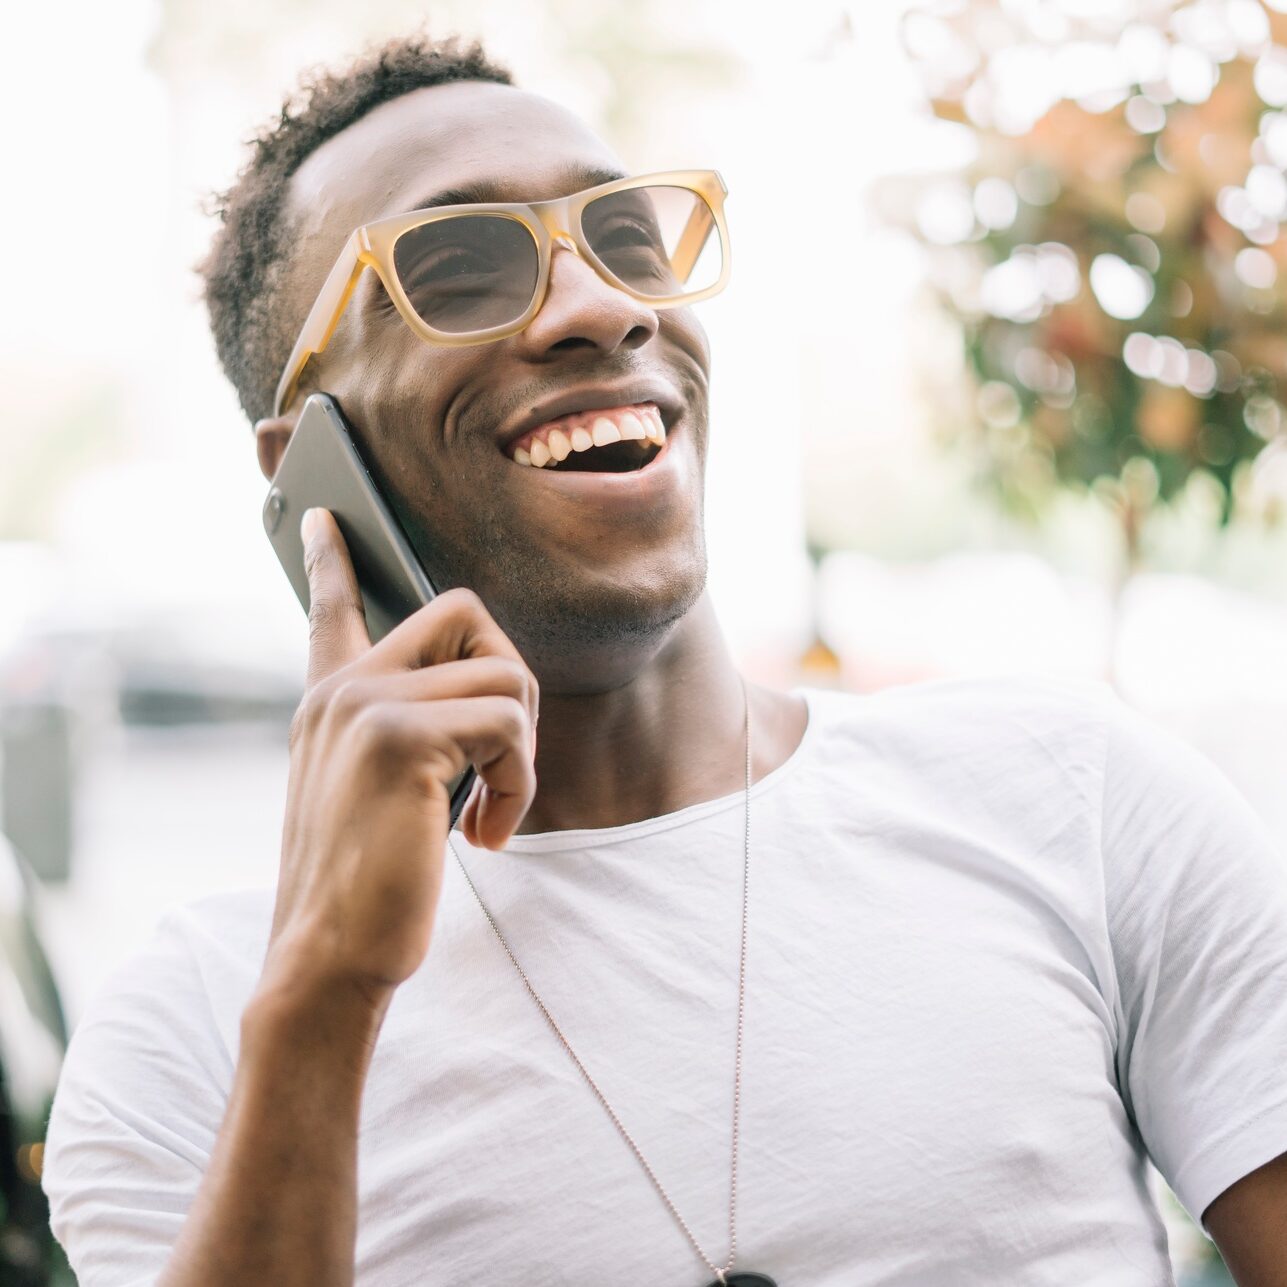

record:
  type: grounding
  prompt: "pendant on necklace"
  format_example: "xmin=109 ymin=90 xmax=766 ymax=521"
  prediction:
xmin=704 ymin=1275 xmax=778 ymax=1286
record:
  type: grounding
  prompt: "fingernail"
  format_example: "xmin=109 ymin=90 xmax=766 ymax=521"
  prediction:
xmin=300 ymin=508 xmax=320 ymax=543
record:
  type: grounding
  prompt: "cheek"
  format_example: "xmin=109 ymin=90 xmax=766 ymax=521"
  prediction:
xmin=664 ymin=307 xmax=711 ymax=374
xmin=334 ymin=328 xmax=463 ymax=451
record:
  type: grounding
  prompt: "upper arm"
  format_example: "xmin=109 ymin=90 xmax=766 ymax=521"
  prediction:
xmin=1101 ymin=696 xmax=1287 ymax=1235
xmin=1203 ymin=1150 xmax=1287 ymax=1286
xmin=42 ymin=913 xmax=232 ymax=1286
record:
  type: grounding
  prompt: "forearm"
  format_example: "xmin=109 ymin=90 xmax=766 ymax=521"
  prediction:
xmin=158 ymin=967 xmax=389 ymax=1287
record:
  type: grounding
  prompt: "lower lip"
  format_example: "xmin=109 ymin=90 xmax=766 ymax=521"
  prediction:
xmin=503 ymin=422 xmax=682 ymax=504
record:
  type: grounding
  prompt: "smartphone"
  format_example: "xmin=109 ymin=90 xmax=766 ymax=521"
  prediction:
xmin=262 ymin=392 xmax=477 ymax=829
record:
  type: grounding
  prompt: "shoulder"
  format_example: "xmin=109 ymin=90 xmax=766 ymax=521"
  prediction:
xmin=43 ymin=888 xmax=275 ymax=1277
xmin=801 ymin=670 xmax=1114 ymax=776
xmin=1097 ymin=690 xmax=1286 ymax=907
xmin=803 ymin=669 xmax=1113 ymax=729
xmin=86 ymin=886 xmax=275 ymax=1019
xmin=55 ymin=886 xmax=276 ymax=1105
xmin=790 ymin=674 xmax=1118 ymax=857
xmin=150 ymin=885 xmax=277 ymax=977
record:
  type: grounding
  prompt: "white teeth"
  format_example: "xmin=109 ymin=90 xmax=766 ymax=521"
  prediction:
xmin=592 ymin=417 xmax=622 ymax=447
xmin=618 ymin=412 xmax=646 ymax=441
xmin=547 ymin=428 xmax=572 ymax=461
xmin=513 ymin=408 xmax=668 ymax=467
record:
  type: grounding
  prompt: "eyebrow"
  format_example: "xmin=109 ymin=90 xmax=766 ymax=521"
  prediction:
xmin=402 ymin=163 xmax=630 ymax=214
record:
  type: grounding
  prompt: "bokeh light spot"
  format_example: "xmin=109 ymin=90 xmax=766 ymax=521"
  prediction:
xmin=1125 ymin=95 xmax=1166 ymax=133
xmin=974 ymin=176 xmax=1019 ymax=228
xmin=1235 ymin=246 xmax=1279 ymax=288
xmin=1254 ymin=49 xmax=1287 ymax=105
xmin=1090 ymin=253 xmax=1155 ymax=319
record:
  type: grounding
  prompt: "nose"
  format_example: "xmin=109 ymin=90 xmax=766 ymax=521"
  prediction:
xmin=515 ymin=239 xmax=659 ymax=358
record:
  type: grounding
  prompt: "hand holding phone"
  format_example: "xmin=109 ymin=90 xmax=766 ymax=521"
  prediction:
xmin=259 ymin=394 xmax=538 ymax=997
xmin=263 ymin=394 xmax=483 ymax=826
xmin=266 ymin=507 xmax=539 ymax=996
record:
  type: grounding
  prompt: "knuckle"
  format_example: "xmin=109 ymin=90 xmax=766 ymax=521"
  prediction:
xmin=493 ymin=657 xmax=530 ymax=701
xmin=291 ymin=684 xmax=327 ymax=736
xmin=420 ymin=743 xmax=463 ymax=790
xmin=329 ymin=676 xmax=370 ymax=719
xmin=439 ymin=585 xmax=485 ymax=613
xmin=435 ymin=586 xmax=489 ymax=628
xmin=350 ymin=700 xmax=401 ymax=756
xmin=288 ymin=689 xmax=324 ymax=752
xmin=492 ymin=694 xmax=529 ymax=742
xmin=294 ymin=671 xmax=356 ymax=728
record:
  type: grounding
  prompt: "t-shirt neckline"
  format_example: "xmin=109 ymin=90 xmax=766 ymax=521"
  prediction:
xmin=464 ymin=684 xmax=828 ymax=853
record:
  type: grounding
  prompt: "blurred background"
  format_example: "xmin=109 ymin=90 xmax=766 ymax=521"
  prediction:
xmin=3 ymin=0 xmax=1286 ymax=1281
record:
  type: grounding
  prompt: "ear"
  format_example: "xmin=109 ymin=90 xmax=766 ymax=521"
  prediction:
xmin=254 ymin=414 xmax=297 ymax=482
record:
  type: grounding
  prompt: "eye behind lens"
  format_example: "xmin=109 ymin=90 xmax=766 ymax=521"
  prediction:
xmin=583 ymin=184 xmax=723 ymax=299
xmin=393 ymin=213 xmax=540 ymax=333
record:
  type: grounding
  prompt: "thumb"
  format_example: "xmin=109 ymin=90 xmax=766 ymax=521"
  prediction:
xmin=301 ymin=507 xmax=372 ymax=687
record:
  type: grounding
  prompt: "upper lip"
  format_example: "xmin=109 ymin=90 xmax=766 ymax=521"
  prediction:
xmin=496 ymin=379 xmax=683 ymax=453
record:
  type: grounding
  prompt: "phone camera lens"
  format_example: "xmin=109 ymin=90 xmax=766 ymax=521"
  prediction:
xmin=265 ymin=488 xmax=286 ymax=534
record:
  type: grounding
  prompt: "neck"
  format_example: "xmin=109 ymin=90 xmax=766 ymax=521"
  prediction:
xmin=515 ymin=593 xmax=763 ymax=834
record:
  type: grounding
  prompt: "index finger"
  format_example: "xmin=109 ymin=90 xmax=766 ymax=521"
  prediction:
xmin=300 ymin=507 xmax=373 ymax=687
xmin=368 ymin=587 xmax=534 ymax=710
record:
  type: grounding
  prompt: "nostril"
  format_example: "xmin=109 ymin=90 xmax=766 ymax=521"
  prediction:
xmin=621 ymin=322 xmax=653 ymax=350
xmin=549 ymin=336 xmax=598 ymax=353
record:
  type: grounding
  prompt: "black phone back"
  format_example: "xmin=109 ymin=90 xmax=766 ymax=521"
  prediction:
xmin=262 ymin=393 xmax=476 ymax=824
xmin=263 ymin=393 xmax=436 ymax=645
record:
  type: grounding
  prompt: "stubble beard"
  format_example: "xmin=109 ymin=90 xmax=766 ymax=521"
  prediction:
xmin=424 ymin=503 xmax=709 ymax=672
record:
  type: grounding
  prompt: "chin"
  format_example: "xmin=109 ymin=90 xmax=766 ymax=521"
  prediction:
xmin=494 ymin=541 xmax=708 ymax=690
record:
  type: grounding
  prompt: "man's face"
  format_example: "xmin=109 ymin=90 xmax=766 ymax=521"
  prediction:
xmin=276 ymin=81 xmax=714 ymax=690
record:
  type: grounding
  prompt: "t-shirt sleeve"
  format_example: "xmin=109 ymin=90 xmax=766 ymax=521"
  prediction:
xmin=42 ymin=909 xmax=234 ymax=1287
xmin=1101 ymin=693 xmax=1287 ymax=1231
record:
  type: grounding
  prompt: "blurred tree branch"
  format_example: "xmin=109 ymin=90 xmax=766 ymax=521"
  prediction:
xmin=876 ymin=0 xmax=1287 ymax=685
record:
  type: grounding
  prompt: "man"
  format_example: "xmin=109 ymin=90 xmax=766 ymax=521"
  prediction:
xmin=43 ymin=30 xmax=1287 ymax=1287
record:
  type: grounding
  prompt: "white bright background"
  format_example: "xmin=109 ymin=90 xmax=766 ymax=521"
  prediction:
xmin=4 ymin=0 xmax=956 ymax=988
xmin=4 ymin=2 xmax=1286 ymax=1276
xmin=0 ymin=0 xmax=956 ymax=675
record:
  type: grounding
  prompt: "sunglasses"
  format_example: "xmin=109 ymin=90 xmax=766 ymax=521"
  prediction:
xmin=273 ymin=169 xmax=731 ymax=417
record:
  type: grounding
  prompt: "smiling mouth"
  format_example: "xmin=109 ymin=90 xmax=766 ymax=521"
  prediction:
xmin=505 ymin=403 xmax=667 ymax=474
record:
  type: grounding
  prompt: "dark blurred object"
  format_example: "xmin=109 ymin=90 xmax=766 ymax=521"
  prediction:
xmin=109 ymin=630 xmax=302 ymax=726
xmin=0 ymin=610 xmax=301 ymax=886
xmin=0 ymin=835 xmax=69 ymax=1286
xmin=0 ymin=647 xmax=76 ymax=884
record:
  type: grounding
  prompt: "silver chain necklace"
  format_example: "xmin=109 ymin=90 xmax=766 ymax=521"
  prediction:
xmin=445 ymin=676 xmax=777 ymax=1287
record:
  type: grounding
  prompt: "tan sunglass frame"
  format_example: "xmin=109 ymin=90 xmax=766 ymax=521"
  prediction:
xmin=272 ymin=168 xmax=731 ymax=418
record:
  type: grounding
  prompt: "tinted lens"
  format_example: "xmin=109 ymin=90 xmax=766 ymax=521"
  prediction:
xmin=582 ymin=185 xmax=723 ymax=298
xmin=392 ymin=214 xmax=539 ymax=333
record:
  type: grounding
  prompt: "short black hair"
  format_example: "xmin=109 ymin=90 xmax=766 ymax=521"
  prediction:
xmin=199 ymin=31 xmax=513 ymax=426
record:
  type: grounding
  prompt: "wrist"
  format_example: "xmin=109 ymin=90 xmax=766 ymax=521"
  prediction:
xmin=244 ymin=950 xmax=394 ymax=1081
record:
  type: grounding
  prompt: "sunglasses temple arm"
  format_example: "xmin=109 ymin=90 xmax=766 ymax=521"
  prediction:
xmin=669 ymin=201 xmax=715 ymax=285
xmin=273 ymin=233 xmax=368 ymax=418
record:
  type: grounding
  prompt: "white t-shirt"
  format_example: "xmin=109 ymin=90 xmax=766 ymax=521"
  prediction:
xmin=43 ymin=674 xmax=1287 ymax=1286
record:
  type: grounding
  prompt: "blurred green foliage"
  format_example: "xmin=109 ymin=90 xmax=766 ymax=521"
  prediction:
xmin=879 ymin=0 xmax=1287 ymax=579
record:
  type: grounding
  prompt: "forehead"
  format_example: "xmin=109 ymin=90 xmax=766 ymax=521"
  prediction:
xmin=286 ymin=81 xmax=627 ymax=243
